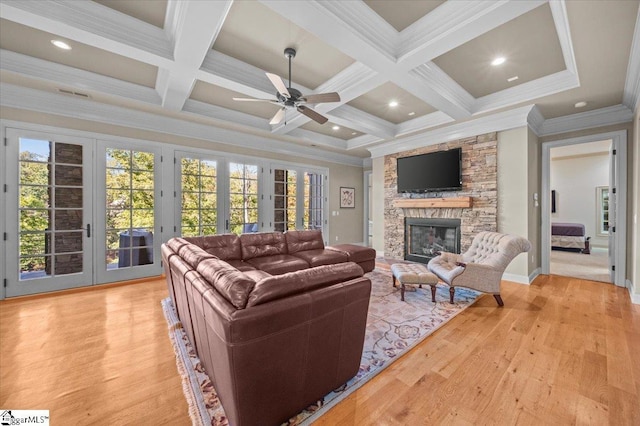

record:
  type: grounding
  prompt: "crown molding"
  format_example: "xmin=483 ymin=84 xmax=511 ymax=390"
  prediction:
xmin=395 ymin=111 xmax=455 ymax=138
xmin=368 ymin=104 xmax=535 ymax=158
xmin=346 ymin=134 xmax=384 ymax=151
xmin=473 ymin=69 xmax=579 ymax=114
xmin=0 ymin=0 xmax=173 ymax=67
xmin=0 ymin=49 xmax=161 ymax=105
xmin=623 ymin=5 xmax=640 ymax=111
xmin=0 ymin=83 xmax=364 ymax=167
xmin=327 ymin=105 xmax=395 ymax=140
xmin=287 ymin=128 xmax=349 ymax=150
xmin=539 ymin=104 xmax=634 ymax=136
xmin=527 ymin=105 xmax=545 ymax=136
xmin=549 ymin=0 xmax=578 ymax=75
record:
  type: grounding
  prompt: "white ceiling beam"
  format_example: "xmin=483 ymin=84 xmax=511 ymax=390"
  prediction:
xmin=287 ymin=128 xmax=349 ymax=150
xmin=397 ymin=0 xmax=547 ymax=70
xmin=156 ymin=0 xmax=232 ymax=111
xmin=0 ymin=49 xmax=161 ymax=105
xmin=259 ymin=0 xmax=470 ymax=120
xmin=0 ymin=0 xmax=173 ymax=67
xmin=0 ymin=82 xmax=364 ymax=166
xmin=182 ymin=99 xmax=271 ymax=131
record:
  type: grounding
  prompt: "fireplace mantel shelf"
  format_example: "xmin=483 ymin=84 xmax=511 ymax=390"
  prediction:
xmin=393 ymin=197 xmax=473 ymax=209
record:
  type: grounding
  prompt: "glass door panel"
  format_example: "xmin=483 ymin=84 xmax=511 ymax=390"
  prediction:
xmin=5 ymin=131 xmax=93 ymax=297
xmin=229 ymin=162 xmax=259 ymax=234
xmin=303 ymin=172 xmax=324 ymax=230
xmin=105 ymin=148 xmax=155 ymax=269
xmin=273 ymin=168 xmax=297 ymax=232
xmin=180 ymin=157 xmax=218 ymax=236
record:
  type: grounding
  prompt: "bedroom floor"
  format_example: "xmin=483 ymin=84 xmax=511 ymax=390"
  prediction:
xmin=550 ymin=247 xmax=611 ymax=283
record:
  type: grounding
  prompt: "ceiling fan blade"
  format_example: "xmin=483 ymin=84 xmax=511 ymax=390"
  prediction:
xmin=232 ymin=97 xmax=277 ymax=102
xmin=270 ymin=107 xmax=286 ymax=125
xmin=266 ymin=73 xmax=291 ymax=99
xmin=300 ymin=92 xmax=341 ymax=104
xmin=297 ymin=105 xmax=328 ymax=125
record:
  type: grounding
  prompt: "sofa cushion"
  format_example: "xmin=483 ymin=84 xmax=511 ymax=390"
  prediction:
xmin=166 ymin=237 xmax=191 ymax=254
xmin=285 ymin=230 xmax=325 ymax=254
xmin=184 ymin=234 xmax=242 ymax=261
xmin=291 ymin=248 xmax=349 ymax=267
xmin=197 ymin=258 xmax=255 ymax=309
xmin=245 ymin=254 xmax=309 ymax=275
xmin=177 ymin=243 xmax=217 ymax=269
xmin=326 ymin=244 xmax=376 ymax=264
xmin=240 ymin=232 xmax=288 ymax=260
xmin=246 ymin=262 xmax=364 ymax=307
xmin=243 ymin=269 xmax=272 ymax=282
xmin=226 ymin=259 xmax=257 ymax=272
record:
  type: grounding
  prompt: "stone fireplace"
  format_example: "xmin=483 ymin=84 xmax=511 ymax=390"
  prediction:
xmin=405 ymin=218 xmax=461 ymax=264
xmin=384 ymin=133 xmax=498 ymax=259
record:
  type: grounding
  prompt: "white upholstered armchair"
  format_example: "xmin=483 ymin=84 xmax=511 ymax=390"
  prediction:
xmin=427 ymin=231 xmax=531 ymax=306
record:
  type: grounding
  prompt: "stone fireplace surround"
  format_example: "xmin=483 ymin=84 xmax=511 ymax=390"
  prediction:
xmin=384 ymin=133 xmax=498 ymax=259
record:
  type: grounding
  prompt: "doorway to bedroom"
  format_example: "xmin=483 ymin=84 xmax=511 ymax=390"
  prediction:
xmin=549 ymin=140 xmax=612 ymax=283
xmin=542 ymin=130 xmax=627 ymax=287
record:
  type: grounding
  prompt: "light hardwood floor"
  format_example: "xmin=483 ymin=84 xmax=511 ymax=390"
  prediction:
xmin=1 ymin=273 xmax=638 ymax=425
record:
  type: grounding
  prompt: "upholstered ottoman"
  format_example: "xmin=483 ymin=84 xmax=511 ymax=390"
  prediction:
xmin=326 ymin=244 xmax=376 ymax=273
xmin=390 ymin=263 xmax=439 ymax=302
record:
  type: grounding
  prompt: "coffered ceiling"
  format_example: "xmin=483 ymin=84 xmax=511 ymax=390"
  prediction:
xmin=0 ymin=0 xmax=638 ymax=165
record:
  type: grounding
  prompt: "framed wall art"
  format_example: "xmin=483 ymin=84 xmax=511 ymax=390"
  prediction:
xmin=340 ymin=187 xmax=355 ymax=208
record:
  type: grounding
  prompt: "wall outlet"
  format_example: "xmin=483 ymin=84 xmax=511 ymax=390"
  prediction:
xmin=531 ymin=255 xmax=534 ymax=263
xmin=335 ymin=236 xmax=339 ymax=241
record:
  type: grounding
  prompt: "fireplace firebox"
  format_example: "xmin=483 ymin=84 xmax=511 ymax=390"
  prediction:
xmin=404 ymin=218 xmax=461 ymax=264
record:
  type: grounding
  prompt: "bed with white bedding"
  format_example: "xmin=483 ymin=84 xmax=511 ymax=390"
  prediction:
xmin=551 ymin=222 xmax=590 ymax=253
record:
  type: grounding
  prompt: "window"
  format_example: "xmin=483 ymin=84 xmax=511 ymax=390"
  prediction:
xmin=105 ymin=148 xmax=155 ymax=269
xmin=180 ymin=157 xmax=218 ymax=237
xmin=229 ymin=162 xmax=259 ymax=234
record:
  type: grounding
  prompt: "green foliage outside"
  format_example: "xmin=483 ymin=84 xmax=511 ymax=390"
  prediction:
xmin=19 ymin=151 xmax=50 ymax=272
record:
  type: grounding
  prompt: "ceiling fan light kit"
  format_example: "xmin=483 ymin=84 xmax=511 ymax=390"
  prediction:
xmin=233 ymin=47 xmax=340 ymax=126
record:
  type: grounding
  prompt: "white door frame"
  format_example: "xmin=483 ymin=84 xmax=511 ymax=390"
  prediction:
xmin=363 ymin=170 xmax=372 ymax=247
xmin=541 ymin=130 xmax=627 ymax=287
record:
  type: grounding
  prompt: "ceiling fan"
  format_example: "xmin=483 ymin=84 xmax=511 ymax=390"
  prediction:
xmin=232 ymin=47 xmax=341 ymax=126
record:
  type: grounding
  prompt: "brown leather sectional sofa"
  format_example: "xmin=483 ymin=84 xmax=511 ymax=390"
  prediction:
xmin=162 ymin=230 xmax=375 ymax=426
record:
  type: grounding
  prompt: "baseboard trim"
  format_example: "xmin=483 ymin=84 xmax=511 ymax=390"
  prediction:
xmin=502 ymin=270 xmax=536 ymax=285
xmin=627 ymin=279 xmax=640 ymax=305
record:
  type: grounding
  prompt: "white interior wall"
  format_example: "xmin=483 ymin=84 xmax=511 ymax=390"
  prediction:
xmin=550 ymin=150 xmax=610 ymax=247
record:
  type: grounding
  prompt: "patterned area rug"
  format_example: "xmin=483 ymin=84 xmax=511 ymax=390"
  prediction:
xmin=162 ymin=268 xmax=480 ymax=425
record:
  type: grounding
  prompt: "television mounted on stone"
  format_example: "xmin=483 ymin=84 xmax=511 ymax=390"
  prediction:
xmin=396 ymin=148 xmax=462 ymax=193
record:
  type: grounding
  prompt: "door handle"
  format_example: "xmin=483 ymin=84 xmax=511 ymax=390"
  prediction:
xmin=86 ymin=224 xmax=91 ymax=238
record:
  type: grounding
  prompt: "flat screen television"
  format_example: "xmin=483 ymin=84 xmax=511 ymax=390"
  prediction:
xmin=397 ymin=148 xmax=462 ymax=193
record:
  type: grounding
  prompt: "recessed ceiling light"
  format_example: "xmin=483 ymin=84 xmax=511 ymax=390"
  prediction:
xmin=351 ymin=132 xmax=357 ymax=135
xmin=332 ymin=125 xmax=340 ymax=131
xmin=507 ymin=76 xmax=519 ymax=82
xmin=491 ymin=56 xmax=506 ymax=66
xmin=574 ymin=101 xmax=587 ymax=108
xmin=388 ymin=100 xmax=399 ymax=108
xmin=51 ymin=40 xmax=71 ymax=50
xmin=408 ymin=111 xmax=416 ymax=116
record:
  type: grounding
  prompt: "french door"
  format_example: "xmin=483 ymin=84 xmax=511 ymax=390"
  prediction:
xmin=5 ymin=129 xmax=93 ymax=297
xmin=271 ymin=164 xmax=327 ymax=237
